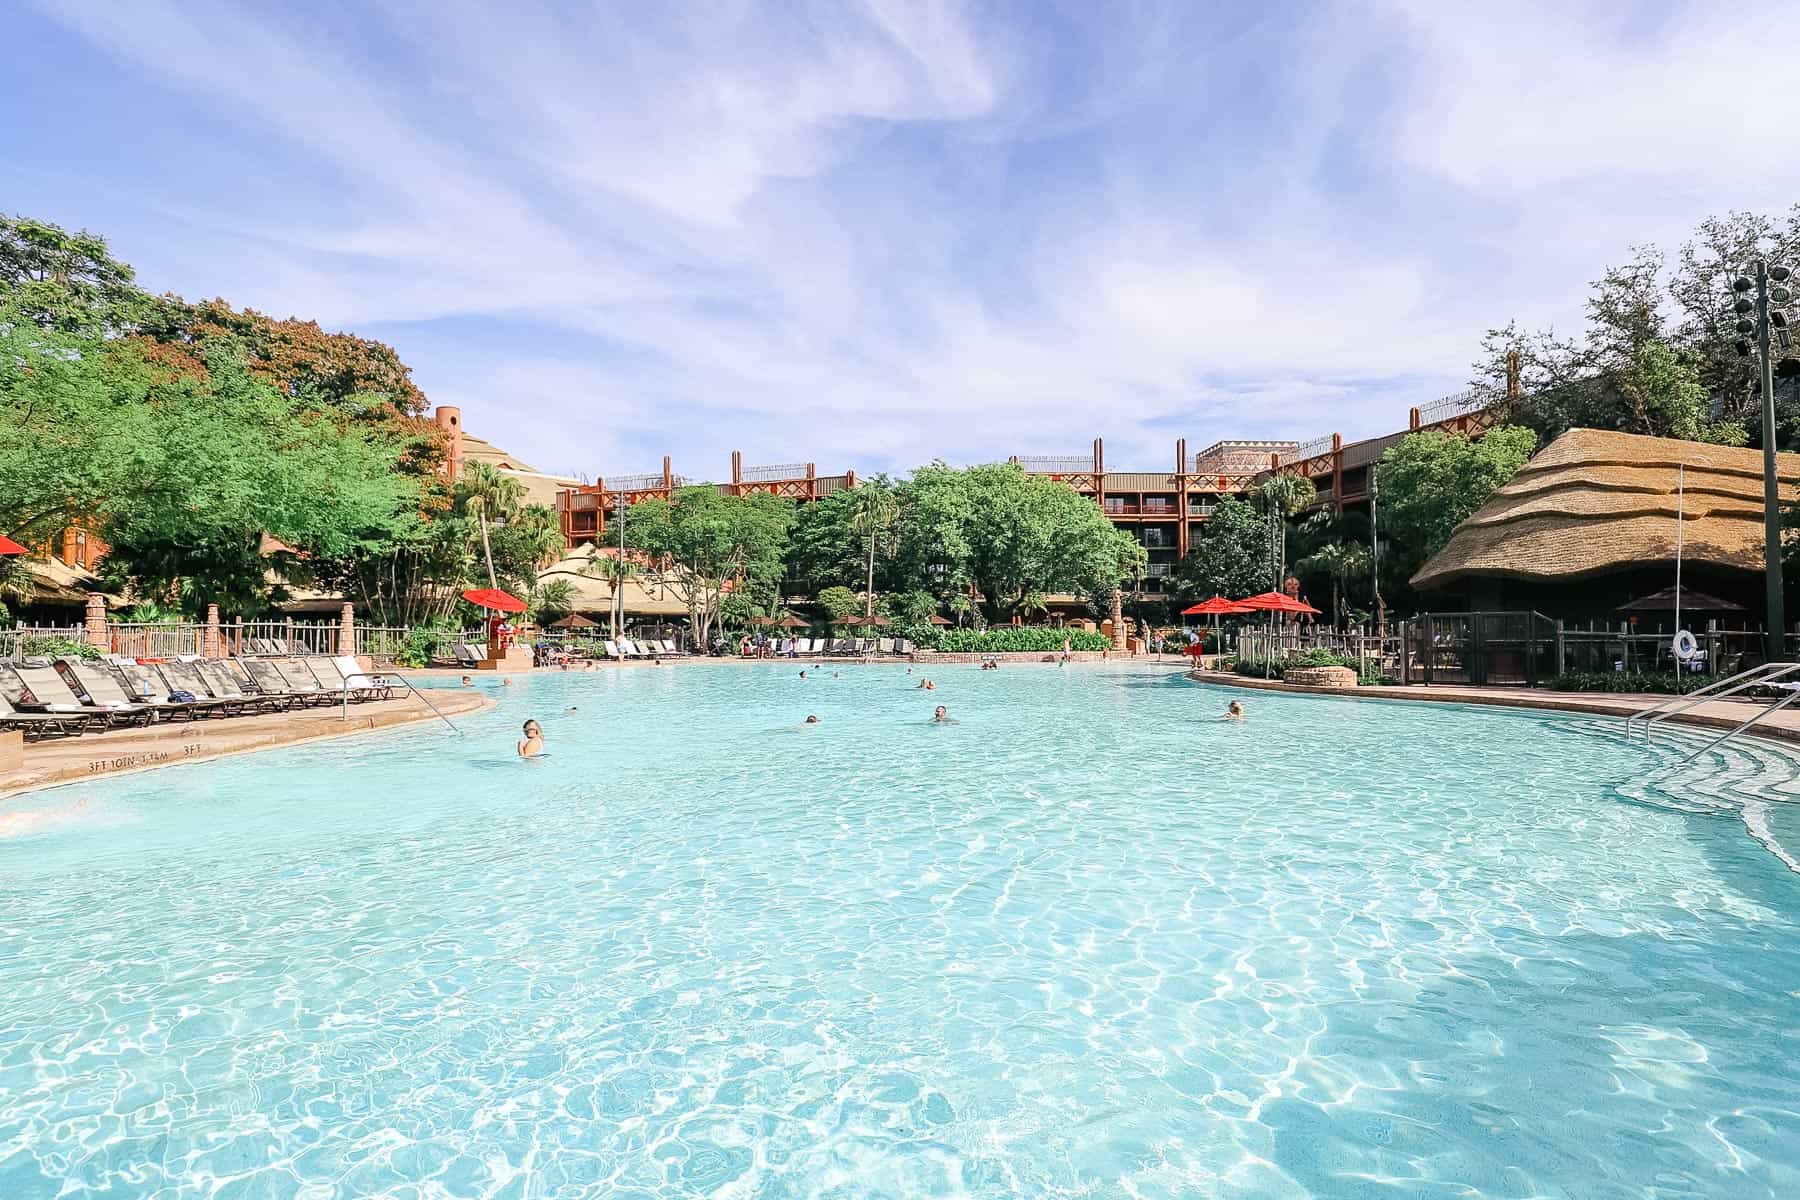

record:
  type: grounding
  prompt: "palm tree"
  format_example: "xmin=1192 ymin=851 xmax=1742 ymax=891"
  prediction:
xmin=455 ymin=462 xmax=527 ymax=590
xmin=847 ymin=483 xmax=899 ymax=617
xmin=585 ymin=552 xmax=642 ymax=638
xmin=1296 ymin=541 xmax=1371 ymax=629
xmin=1254 ymin=473 xmax=1317 ymax=588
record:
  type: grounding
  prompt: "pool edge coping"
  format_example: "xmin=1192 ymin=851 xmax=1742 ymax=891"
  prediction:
xmin=0 ymin=692 xmax=499 ymax=801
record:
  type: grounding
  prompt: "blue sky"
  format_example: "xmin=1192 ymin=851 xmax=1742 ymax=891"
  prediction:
xmin=8 ymin=1 xmax=1800 ymax=481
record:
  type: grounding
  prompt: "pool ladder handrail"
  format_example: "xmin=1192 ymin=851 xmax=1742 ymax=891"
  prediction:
xmin=1624 ymin=660 xmax=1800 ymax=745
xmin=338 ymin=671 xmax=464 ymax=736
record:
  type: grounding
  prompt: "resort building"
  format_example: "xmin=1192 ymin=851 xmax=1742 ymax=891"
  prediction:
xmin=1411 ymin=428 xmax=1800 ymax=620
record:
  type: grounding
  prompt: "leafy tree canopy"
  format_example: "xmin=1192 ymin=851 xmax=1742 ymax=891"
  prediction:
xmin=1376 ymin=425 xmax=1538 ymax=595
xmin=894 ymin=462 xmax=1143 ymax=622
xmin=1478 ymin=208 xmax=1800 ymax=447
xmin=1173 ymin=497 xmax=1270 ymax=602
xmin=0 ymin=213 xmax=148 ymax=337
xmin=627 ymin=487 xmax=795 ymax=644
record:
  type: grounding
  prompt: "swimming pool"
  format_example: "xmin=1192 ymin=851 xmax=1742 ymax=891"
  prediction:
xmin=3 ymin=663 xmax=1798 ymax=1197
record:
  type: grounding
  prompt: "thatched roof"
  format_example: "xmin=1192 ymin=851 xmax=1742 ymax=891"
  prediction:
xmin=1411 ymin=428 xmax=1800 ymax=589
xmin=536 ymin=545 xmax=688 ymax=617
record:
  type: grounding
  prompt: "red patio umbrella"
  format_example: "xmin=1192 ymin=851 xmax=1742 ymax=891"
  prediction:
xmin=461 ymin=587 xmax=527 ymax=613
xmin=0 ymin=535 xmax=26 ymax=556
xmin=1181 ymin=597 xmax=1252 ymax=616
xmin=1234 ymin=592 xmax=1321 ymax=677
xmin=1181 ymin=596 xmax=1253 ymax=659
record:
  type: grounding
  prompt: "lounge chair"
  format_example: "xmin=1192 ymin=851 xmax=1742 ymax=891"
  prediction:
xmin=0 ymin=690 xmax=92 ymax=738
xmin=108 ymin=662 xmax=217 ymax=721
xmin=602 ymin=640 xmax=621 ymax=660
xmin=154 ymin=660 xmax=257 ymax=716
xmin=455 ymin=643 xmax=487 ymax=667
xmin=315 ymin=655 xmax=397 ymax=702
xmin=246 ymin=637 xmax=287 ymax=656
xmin=269 ymin=657 xmax=334 ymax=704
xmin=194 ymin=660 xmax=290 ymax=712
xmin=234 ymin=658 xmax=316 ymax=707
xmin=56 ymin=657 xmax=173 ymax=723
xmin=9 ymin=663 xmax=150 ymax=727
xmin=877 ymin=638 xmax=895 ymax=656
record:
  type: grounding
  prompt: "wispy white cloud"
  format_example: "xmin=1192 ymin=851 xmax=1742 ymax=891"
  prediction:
xmin=17 ymin=0 xmax=1800 ymax=478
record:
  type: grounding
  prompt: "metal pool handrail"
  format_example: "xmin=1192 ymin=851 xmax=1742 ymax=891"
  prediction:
xmin=1625 ymin=660 xmax=1800 ymax=742
xmin=339 ymin=671 xmax=464 ymax=735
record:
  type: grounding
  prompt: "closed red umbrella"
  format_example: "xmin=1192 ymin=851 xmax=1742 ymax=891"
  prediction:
xmin=0 ymin=535 xmax=26 ymax=556
xmin=461 ymin=587 xmax=527 ymax=613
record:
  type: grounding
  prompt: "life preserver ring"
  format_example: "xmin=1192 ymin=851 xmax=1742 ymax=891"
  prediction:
xmin=1672 ymin=629 xmax=1699 ymax=662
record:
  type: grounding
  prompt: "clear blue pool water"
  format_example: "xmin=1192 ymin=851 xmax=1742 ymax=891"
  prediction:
xmin=3 ymin=662 xmax=1800 ymax=1198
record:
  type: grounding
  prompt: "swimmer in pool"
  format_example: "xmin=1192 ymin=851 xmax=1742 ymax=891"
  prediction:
xmin=460 ymin=675 xmax=472 ymax=687
xmin=932 ymin=705 xmax=957 ymax=724
xmin=804 ymin=714 xmax=821 ymax=724
xmin=518 ymin=719 xmax=544 ymax=758
xmin=1221 ymin=700 xmax=1244 ymax=722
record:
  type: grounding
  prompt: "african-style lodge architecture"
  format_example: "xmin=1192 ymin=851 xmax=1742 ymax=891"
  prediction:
xmin=1412 ymin=428 xmax=1800 ymax=618
xmin=537 ymin=384 xmax=1508 ymax=597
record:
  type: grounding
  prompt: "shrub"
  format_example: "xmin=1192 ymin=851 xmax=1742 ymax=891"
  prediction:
xmin=902 ymin=625 xmax=1111 ymax=653
xmin=22 ymin=635 xmax=101 ymax=661
xmin=1548 ymin=671 xmax=1716 ymax=695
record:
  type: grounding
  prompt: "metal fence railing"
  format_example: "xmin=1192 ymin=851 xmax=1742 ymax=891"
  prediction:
xmin=1 ymin=624 xmax=88 ymax=662
xmin=1015 ymin=455 xmax=1094 ymax=474
xmin=108 ymin=622 xmax=203 ymax=659
xmin=1278 ymin=434 xmax=1336 ymax=466
xmin=741 ymin=463 xmax=807 ymax=482
xmin=1416 ymin=387 xmax=1488 ymax=427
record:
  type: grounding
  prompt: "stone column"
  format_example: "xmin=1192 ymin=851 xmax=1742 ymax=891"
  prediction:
xmin=340 ymin=603 xmax=355 ymax=656
xmin=204 ymin=604 xmax=222 ymax=659
xmin=85 ymin=592 xmax=108 ymax=651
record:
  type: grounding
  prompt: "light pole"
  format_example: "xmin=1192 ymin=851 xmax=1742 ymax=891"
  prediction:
xmin=1732 ymin=261 xmax=1794 ymax=660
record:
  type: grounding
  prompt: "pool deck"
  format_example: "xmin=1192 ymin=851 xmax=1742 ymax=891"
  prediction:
xmin=0 ymin=689 xmax=495 ymax=799
xmin=1185 ymin=668 xmax=1800 ymax=744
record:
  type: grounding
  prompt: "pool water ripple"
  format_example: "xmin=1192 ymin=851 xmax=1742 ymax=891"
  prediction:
xmin=2 ymin=664 xmax=1799 ymax=1197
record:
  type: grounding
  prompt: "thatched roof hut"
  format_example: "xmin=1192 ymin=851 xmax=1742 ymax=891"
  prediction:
xmin=1411 ymin=429 xmax=1800 ymax=620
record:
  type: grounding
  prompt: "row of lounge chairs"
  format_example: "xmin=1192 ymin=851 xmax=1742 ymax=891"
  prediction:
xmin=603 ymin=638 xmax=686 ymax=660
xmin=764 ymin=637 xmax=912 ymax=657
xmin=0 ymin=654 xmax=397 ymax=740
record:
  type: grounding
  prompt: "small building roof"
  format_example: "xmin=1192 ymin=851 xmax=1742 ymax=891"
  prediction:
xmin=1411 ymin=428 xmax=1800 ymax=589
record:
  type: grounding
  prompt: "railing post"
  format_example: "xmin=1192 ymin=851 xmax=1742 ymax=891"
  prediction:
xmin=85 ymin=593 xmax=109 ymax=652
xmin=204 ymin=603 xmax=222 ymax=659
xmin=284 ymin=616 xmax=295 ymax=655
xmin=340 ymin=603 xmax=355 ymax=656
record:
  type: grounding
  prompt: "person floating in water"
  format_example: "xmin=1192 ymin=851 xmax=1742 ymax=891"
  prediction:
xmin=1221 ymin=700 xmax=1244 ymax=722
xmin=932 ymin=705 xmax=957 ymax=724
xmin=804 ymin=714 xmax=821 ymax=724
xmin=918 ymin=678 xmax=936 ymax=690
xmin=460 ymin=675 xmax=473 ymax=687
xmin=799 ymin=670 xmax=808 ymax=680
xmin=518 ymin=719 xmax=544 ymax=757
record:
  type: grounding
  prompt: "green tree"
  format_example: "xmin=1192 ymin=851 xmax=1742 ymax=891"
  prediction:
xmin=1295 ymin=541 xmax=1371 ymax=628
xmin=816 ymin=585 xmax=861 ymax=625
xmin=527 ymin=578 xmax=576 ymax=626
xmin=1476 ymin=212 xmax=1800 ymax=446
xmin=894 ymin=463 xmax=1141 ymax=623
xmin=626 ymin=487 xmax=794 ymax=645
xmin=93 ymin=348 xmax=422 ymax=614
xmin=846 ymin=479 xmax=899 ymax=617
xmin=888 ymin=589 xmax=940 ymax=625
xmin=456 ymin=462 xmax=526 ymax=590
xmin=1254 ymin=472 xmax=1317 ymax=588
xmin=1376 ymin=425 xmax=1538 ymax=595
xmin=0 ymin=214 xmax=149 ymax=337
xmin=1173 ymin=497 xmax=1268 ymax=601
xmin=585 ymin=552 xmax=642 ymax=638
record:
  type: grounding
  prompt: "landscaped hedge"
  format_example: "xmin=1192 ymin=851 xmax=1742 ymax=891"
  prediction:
xmin=1548 ymin=671 xmax=1717 ymax=695
xmin=898 ymin=625 xmax=1112 ymax=653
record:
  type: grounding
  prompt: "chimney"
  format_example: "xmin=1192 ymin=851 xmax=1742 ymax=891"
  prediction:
xmin=434 ymin=406 xmax=463 ymax=482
